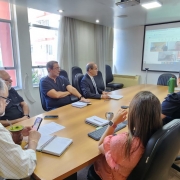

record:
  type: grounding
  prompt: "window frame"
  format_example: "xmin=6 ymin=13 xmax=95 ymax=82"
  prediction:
xmin=29 ymin=18 xmax=59 ymax=87
xmin=0 ymin=3 xmax=19 ymax=88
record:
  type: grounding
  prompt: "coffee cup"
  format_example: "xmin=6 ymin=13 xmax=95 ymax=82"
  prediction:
xmin=9 ymin=125 xmax=24 ymax=145
xmin=105 ymin=112 xmax=114 ymax=121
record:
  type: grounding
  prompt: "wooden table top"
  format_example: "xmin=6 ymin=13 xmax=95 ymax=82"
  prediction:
xmin=18 ymin=84 xmax=169 ymax=180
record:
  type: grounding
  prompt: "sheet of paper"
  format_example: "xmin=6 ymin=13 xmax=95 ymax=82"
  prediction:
xmin=38 ymin=122 xmax=65 ymax=135
xmin=109 ymin=95 xmax=123 ymax=100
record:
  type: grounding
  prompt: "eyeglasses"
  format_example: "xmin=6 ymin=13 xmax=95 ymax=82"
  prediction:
xmin=0 ymin=96 xmax=11 ymax=105
xmin=53 ymin=67 xmax=61 ymax=70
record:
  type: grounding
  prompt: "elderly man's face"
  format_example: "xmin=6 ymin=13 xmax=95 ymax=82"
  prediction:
xmin=0 ymin=85 xmax=8 ymax=116
xmin=0 ymin=71 xmax=12 ymax=90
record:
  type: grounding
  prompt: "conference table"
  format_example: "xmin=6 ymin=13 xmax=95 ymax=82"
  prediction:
xmin=18 ymin=84 xmax=170 ymax=180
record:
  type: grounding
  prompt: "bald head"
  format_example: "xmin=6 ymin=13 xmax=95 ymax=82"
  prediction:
xmin=86 ymin=62 xmax=98 ymax=77
xmin=0 ymin=70 xmax=12 ymax=90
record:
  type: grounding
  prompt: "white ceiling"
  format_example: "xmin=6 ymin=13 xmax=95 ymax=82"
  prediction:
xmin=14 ymin=0 xmax=180 ymax=29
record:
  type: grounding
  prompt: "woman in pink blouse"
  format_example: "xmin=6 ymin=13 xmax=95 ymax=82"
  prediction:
xmin=90 ymin=91 xmax=162 ymax=180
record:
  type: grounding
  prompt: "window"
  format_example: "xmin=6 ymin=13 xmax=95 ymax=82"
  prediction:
xmin=0 ymin=1 xmax=17 ymax=87
xmin=28 ymin=8 xmax=60 ymax=86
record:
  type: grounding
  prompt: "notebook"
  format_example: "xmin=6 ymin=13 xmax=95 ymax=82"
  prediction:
xmin=109 ymin=95 xmax=123 ymax=100
xmin=85 ymin=116 xmax=109 ymax=127
xmin=36 ymin=135 xmax=73 ymax=156
xmin=71 ymin=101 xmax=88 ymax=108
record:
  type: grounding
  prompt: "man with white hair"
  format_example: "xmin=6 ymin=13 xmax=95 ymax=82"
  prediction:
xmin=0 ymin=78 xmax=41 ymax=179
xmin=0 ymin=70 xmax=30 ymax=126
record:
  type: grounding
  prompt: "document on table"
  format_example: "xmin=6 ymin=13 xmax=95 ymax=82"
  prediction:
xmin=109 ymin=95 xmax=123 ymax=100
xmin=38 ymin=122 xmax=65 ymax=135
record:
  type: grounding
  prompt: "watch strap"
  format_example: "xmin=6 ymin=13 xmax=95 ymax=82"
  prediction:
xmin=109 ymin=121 xmax=117 ymax=129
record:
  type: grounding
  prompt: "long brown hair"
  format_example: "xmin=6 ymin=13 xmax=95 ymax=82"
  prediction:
xmin=125 ymin=91 xmax=162 ymax=158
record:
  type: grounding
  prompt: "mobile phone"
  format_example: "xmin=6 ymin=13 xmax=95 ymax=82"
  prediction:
xmin=33 ymin=117 xmax=43 ymax=130
xmin=121 ymin=106 xmax=129 ymax=109
xmin=44 ymin=115 xmax=58 ymax=119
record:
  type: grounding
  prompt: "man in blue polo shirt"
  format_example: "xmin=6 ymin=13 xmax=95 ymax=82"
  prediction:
xmin=161 ymin=92 xmax=180 ymax=124
xmin=40 ymin=61 xmax=90 ymax=111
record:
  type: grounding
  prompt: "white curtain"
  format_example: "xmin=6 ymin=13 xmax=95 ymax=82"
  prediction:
xmin=58 ymin=16 xmax=113 ymax=85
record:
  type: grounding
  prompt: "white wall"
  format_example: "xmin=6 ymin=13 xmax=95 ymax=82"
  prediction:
xmin=113 ymin=26 xmax=179 ymax=85
xmin=15 ymin=5 xmax=45 ymax=117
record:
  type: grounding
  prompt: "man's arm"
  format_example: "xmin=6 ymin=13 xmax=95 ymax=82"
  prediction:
xmin=47 ymin=89 xmax=71 ymax=99
xmin=0 ymin=126 xmax=40 ymax=179
xmin=0 ymin=117 xmax=28 ymax=127
xmin=20 ymin=101 xmax=29 ymax=116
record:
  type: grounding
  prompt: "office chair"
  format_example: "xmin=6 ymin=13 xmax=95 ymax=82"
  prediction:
xmin=157 ymin=73 xmax=177 ymax=87
xmin=72 ymin=66 xmax=83 ymax=87
xmin=39 ymin=77 xmax=48 ymax=111
xmin=59 ymin=69 xmax=69 ymax=82
xmin=105 ymin=65 xmax=123 ymax=90
xmin=94 ymin=71 xmax=105 ymax=91
xmin=74 ymin=73 xmax=84 ymax=94
xmin=87 ymin=119 xmax=180 ymax=180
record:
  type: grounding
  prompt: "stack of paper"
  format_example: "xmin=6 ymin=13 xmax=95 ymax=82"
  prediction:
xmin=109 ymin=95 xmax=123 ymax=100
xmin=71 ymin=101 xmax=88 ymax=108
xmin=85 ymin=116 xmax=109 ymax=127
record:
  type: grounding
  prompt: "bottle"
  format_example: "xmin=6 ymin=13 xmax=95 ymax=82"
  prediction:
xmin=167 ymin=77 xmax=176 ymax=93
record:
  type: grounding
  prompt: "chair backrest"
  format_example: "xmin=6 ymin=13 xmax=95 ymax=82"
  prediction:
xmin=39 ymin=77 xmax=48 ymax=111
xmin=59 ymin=69 xmax=69 ymax=81
xmin=94 ymin=71 xmax=105 ymax=91
xmin=72 ymin=66 xmax=83 ymax=87
xmin=127 ymin=119 xmax=180 ymax=180
xmin=74 ymin=73 xmax=84 ymax=94
xmin=105 ymin=65 xmax=113 ymax=84
xmin=157 ymin=73 xmax=177 ymax=87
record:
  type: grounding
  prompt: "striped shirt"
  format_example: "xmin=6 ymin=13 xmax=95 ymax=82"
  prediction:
xmin=0 ymin=124 xmax=36 ymax=179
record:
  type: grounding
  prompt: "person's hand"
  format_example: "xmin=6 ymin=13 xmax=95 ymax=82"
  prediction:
xmin=112 ymin=109 xmax=128 ymax=125
xmin=22 ymin=126 xmax=32 ymax=136
xmin=102 ymin=91 xmax=110 ymax=95
xmin=80 ymin=97 xmax=90 ymax=103
xmin=28 ymin=130 xmax=41 ymax=143
xmin=101 ymin=94 xmax=110 ymax=99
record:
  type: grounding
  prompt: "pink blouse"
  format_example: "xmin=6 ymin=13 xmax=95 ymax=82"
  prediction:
xmin=94 ymin=132 xmax=144 ymax=180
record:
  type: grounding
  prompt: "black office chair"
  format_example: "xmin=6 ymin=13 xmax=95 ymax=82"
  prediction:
xmin=59 ymin=69 xmax=69 ymax=82
xmin=87 ymin=119 xmax=180 ymax=180
xmin=72 ymin=66 xmax=83 ymax=87
xmin=105 ymin=65 xmax=123 ymax=90
xmin=74 ymin=73 xmax=84 ymax=94
xmin=94 ymin=71 xmax=105 ymax=91
xmin=157 ymin=73 xmax=177 ymax=87
xmin=39 ymin=77 xmax=48 ymax=111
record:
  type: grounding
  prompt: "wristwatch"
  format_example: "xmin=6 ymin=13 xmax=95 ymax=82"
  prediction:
xmin=24 ymin=114 xmax=30 ymax=118
xmin=109 ymin=121 xmax=117 ymax=129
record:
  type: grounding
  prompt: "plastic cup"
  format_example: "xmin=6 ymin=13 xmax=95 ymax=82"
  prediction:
xmin=9 ymin=125 xmax=24 ymax=145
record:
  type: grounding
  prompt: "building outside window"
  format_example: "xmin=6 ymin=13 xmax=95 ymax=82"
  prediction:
xmin=0 ymin=1 xmax=17 ymax=87
xmin=28 ymin=8 xmax=60 ymax=86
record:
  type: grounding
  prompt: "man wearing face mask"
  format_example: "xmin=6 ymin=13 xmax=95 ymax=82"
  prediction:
xmin=0 ymin=70 xmax=30 ymax=126
xmin=0 ymin=78 xmax=41 ymax=179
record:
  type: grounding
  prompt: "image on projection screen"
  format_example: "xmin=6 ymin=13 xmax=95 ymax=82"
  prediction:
xmin=142 ymin=22 xmax=180 ymax=72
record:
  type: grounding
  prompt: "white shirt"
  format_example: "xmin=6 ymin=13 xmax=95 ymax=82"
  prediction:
xmin=0 ymin=124 xmax=37 ymax=179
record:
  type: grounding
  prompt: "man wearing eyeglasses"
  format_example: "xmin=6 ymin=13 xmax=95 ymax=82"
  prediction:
xmin=0 ymin=78 xmax=41 ymax=179
xmin=0 ymin=70 xmax=30 ymax=126
xmin=40 ymin=61 xmax=90 ymax=111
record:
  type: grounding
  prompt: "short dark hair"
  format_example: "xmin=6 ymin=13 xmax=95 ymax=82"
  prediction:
xmin=86 ymin=63 xmax=95 ymax=72
xmin=46 ymin=61 xmax=58 ymax=71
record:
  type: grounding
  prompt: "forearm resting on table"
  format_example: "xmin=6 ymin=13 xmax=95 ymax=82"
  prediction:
xmin=47 ymin=89 xmax=71 ymax=98
xmin=0 ymin=117 xmax=27 ymax=127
